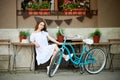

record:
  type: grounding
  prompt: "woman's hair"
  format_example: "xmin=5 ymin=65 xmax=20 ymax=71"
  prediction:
xmin=34 ymin=20 xmax=47 ymax=32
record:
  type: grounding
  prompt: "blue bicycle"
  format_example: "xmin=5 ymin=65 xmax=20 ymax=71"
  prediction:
xmin=48 ymin=38 xmax=106 ymax=77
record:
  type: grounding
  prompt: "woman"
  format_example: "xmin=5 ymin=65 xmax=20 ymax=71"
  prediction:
xmin=30 ymin=20 xmax=73 ymax=74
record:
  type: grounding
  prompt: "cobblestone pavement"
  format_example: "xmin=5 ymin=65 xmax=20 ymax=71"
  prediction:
xmin=0 ymin=70 xmax=120 ymax=80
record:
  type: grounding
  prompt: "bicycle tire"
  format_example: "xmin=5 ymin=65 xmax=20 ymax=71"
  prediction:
xmin=84 ymin=48 xmax=106 ymax=74
xmin=49 ymin=50 xmax=61 ymax=77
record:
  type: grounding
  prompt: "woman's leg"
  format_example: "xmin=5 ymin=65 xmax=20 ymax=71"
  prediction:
xmin=49 ymin=44 xmax=59 ymax=65
xmin=47 ymin=44 xmax=73 ymax=74
xmin=49 ymin=44 xmax=74 ymax=66
xmin=47 ymin=44 xmax=59 ymax=74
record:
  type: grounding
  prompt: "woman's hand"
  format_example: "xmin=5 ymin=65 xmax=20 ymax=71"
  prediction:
xmin=35 ymin=43 xmax=40 ymax=48
xmin=31 ymin=41 xmax=40 ymax=48
xmin=47 ymin=35 xmax=63 ymax=45
xmin=58 ymin=42 xmax=62 ymax=45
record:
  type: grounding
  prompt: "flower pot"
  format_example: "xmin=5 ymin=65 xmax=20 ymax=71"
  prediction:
xmin=57 ymin=36 xmax=64 ymax=42
xmin=33 ymin=10 xmax=39 ymax=15
xmin=64 ymin=8 xmax=86 ymax=15
xmin=39 ymin=9 xmax=50 ymax=15
xmin=19 ymin=36 xmax=27 ymax=42
xmin=27 ymin=8 xmax=33 ymax=15
xmin=64 ymin=9 xmax=72 ymax=15
xmin=77 ymin=8 xmax=86 ymax=15
xmin=72 ymin=8 xmax=78 ymax=15
xmin=93 ymin=36 xmax=100 ymax=43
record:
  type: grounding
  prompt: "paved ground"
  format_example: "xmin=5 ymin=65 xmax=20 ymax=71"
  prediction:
xmin=0 ymin=70 xmax=120 ymax=80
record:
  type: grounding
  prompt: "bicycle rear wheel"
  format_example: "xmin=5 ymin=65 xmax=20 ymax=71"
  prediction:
xmin=49 ymin=50 xmax=61 ymax=77
xmin=84 ymin=48 xmax=106 ymax=74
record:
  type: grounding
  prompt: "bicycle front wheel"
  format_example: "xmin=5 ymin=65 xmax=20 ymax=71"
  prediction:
xmin=49 ymin=50 xmax=61 ymax=77
xmin=84 ymin=48 xmax=106 ymax=74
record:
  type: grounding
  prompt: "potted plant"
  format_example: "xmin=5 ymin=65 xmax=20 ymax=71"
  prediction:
xmin=74 ymin=1 xmax=88 ymax=15
xmin=61 ymin=1 xmax=75 ymax=15
xmin=32 ymin=3 xmax=40 ymax=15
xmin=56 ymin=27 xmax=64 ymax=42
xmin=19 ymin=31 xmax=30 ymax=42
xmin=26 ymin=2 xmax=34 ymax=15
xmin=39 ymin=1 xmax=51 ymax=15
xmin=89 ymin=29 xmax=102 ymax=43
xmin=26 ymin=2 xmax=40 ymax=15
xmin=61 ymin=0 xmax=88 ymax=15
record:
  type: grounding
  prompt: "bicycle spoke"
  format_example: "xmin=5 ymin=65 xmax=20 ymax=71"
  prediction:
xmin=49 ymin=50 xmax=61 ymax=77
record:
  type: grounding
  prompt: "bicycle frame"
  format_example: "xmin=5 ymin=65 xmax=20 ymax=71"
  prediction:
xmin=49 ymin=38 xmax=106 ymax=77
xmin=57 ymin=40 xmax=97 ymax=67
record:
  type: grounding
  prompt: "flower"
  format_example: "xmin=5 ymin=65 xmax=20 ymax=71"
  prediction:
xmin=61 ymin=0 xmax=89 ymax=9
xmin=56 ymin=27 xmax=64 ymax=36
xmin=26 ymin=1 xmax=50 ymax=10
xmin=64 ymin=0 xmax=71 ymax=5
xmin=78 ymin=1 xmax=88 ymax=8
xmin=61 ymin=0 xmax=75 ymax=9
xmin=39 ymin=1 xmax=50 ymax=9
xmin=26 ymin=2 xmax=40 ymax=10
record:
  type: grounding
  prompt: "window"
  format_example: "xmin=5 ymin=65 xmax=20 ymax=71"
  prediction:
xmin=20 ymin=0 xmax=90 ymax=15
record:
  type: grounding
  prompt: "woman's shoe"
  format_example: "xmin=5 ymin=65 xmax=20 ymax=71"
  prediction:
xmin=65 ymin=54 xmax=73 ymax=61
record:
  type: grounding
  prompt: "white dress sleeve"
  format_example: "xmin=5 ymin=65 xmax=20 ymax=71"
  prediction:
xmin=30 ymin=33 xmax=35 ymax=42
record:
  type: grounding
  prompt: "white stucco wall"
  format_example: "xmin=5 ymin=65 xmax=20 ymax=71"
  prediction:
xmin=0 ymin=28 xmax=120 ymax=71
xmin=0 ymin=28 xmax=120 ymax=42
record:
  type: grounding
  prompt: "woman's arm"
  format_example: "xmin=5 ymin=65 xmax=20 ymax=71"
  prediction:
xmin=30 ymin=41 xmax=40 ymax=48
xmin=47 ymin=35 xmax=62 ymax=45
xmin=30 ymin=33 xmax=40 ymax=48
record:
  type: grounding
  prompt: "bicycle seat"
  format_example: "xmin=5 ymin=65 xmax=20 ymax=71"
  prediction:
xmin=83 ymin=39 xmax=93 ymax=45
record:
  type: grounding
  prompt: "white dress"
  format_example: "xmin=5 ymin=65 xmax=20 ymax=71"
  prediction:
xmin=30 ymin=31 xmax=56 ymax=65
